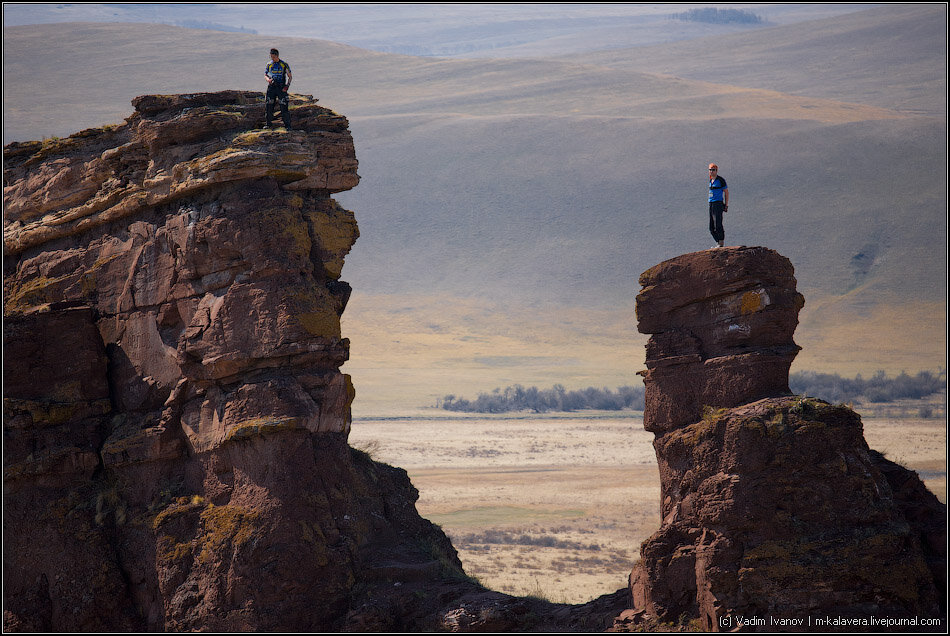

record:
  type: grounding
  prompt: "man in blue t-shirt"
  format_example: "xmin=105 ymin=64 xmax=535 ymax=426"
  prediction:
xmin=264 ymin=48 xmax=293 ymax=129
xmin=708 ymin=163 xmax=729 ymax=248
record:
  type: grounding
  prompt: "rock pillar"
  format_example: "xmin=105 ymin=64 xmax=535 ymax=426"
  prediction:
xmin=636 ymin=246 xmax=804 ymax=437
xmin=630 ymin=247 xmax=945 ymax=630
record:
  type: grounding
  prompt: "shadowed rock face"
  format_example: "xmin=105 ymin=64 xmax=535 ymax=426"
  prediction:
xmin=630 ymin=248 xmax=946 ymax=630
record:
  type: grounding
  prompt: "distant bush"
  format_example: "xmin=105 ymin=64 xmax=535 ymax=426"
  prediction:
xmin=439 ymin=372 xmax=943 ymax=413
xmin=438 ymin=384 xmax=644 ymax=413
xmin=455 ymin=529 xmax=602 ymax=552
xmin=789 ymin=370 xmax=945 ymax=404
xmin=671 ymin=8 xmax=765 ymax=25
xmin=173 ymin=20 xmax=257 ymax=34
xmin=439 ymin=371 xmax=944 ymax=413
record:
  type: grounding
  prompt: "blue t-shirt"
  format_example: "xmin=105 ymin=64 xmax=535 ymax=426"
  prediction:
xmin=265 ymin=60 xmax=291 ymax=85
xmin=708 ymin=176 xmax=728 ymax=203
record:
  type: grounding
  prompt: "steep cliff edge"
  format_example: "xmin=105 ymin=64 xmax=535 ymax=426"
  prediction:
xmin=2 ymin=90 xmax=389 ymax=631
xmin=629 ymin=247 xmax=946 ymax=630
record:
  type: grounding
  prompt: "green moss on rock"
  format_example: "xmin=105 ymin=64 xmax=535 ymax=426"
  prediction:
xmin=197 ymin=504 xmax=262 ymax=564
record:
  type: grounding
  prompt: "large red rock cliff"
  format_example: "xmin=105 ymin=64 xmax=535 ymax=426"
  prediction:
xmin=629 ymin=248 xmax=946 ymax=631
xmin=2 ymin=90 xmax=388 ymax=631
xmin=3 ymin=91 xmax=631 ymax=633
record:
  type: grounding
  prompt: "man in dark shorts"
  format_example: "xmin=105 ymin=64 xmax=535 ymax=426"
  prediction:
xmin=264 ymin=48 xmax=293 ymax=129
xmin=708 ymin=163 xmax=729 ymax=248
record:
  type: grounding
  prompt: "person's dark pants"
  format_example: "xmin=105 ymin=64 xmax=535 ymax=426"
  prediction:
xmin=265 ymin=84 xmax=291 ymax=128
xmin=709 ymin=200 xmax=725 ymax=243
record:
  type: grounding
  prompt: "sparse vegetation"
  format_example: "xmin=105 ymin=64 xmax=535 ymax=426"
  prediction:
xmin=438 ymin=384 xmax=644 ymax=413
xmin=350 ymin=439 xmax=382 ymax=463
xmin=173 ymin=19 xmax=256 ymax=34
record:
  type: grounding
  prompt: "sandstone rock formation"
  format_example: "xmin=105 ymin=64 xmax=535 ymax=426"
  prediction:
xmin=630 ymin=247 xmax=946 ymax=630
xmin=3 ymin=90 xmax=382 ymax=631
xmin=9 ymin=92 xmax=941 ymax=634
xmin=3 ymin=91 xmax=631 ymax=632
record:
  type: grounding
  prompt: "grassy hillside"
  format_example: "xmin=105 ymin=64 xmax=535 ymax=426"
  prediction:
xmin=570 ymin=4 xmax=947 ymax=114
xmin=2 ymin=3 xmax=873 ymax=58
xmin=3 ymin=8 xmax=946 ymax=413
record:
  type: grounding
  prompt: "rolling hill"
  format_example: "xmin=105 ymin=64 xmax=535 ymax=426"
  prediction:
xmin=3 ymin=5 xmax=946 ymax=413
xmin=569 ymin=4 xmax=947 ymax=114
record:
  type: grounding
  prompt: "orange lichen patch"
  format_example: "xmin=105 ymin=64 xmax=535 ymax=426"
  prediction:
xmin=287 ymin=284 xmax=343 ymax=337
xmin=296 ymin=310 xmax=342 ymax=338
xmin=304 ymin=202 xmax=359 ymax=279
xmin=152 ymin=496 xmax=204 ymax=530
xmin=740 ymin=290 xmax=766 ymax=315
xmin=4 ymin=397 xmax=112 ymax=428
xmin=157 ymin=534 xmax=192 ymax=563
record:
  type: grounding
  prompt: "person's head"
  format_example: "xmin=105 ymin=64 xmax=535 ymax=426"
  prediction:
xmin=708 ymin=163 xmax=718 ymax=178
xmin=270 ymin=48 xmax=280 ymax=61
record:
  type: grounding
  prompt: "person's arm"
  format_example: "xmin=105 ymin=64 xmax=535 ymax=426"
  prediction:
xmin=723 ymin=187 xmax=729 ymax=210
xmin=283 ymin=66 xmax=292 ymax=92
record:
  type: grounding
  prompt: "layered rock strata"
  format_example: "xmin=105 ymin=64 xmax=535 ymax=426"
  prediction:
xmin=2 ymin=90 xmax=376 ymax=631
xmin=3 ymin=91 xmax=632 ymax=633
xmin=1 ymin=93 xmax=391 ymax=631
xmin=636 ymin=247 xmax=804 ymax=439
xmin=630 ymin=247 xmax=946 ymax=630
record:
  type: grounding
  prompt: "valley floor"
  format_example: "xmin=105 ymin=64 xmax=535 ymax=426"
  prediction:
xmin=348 ymin=410 xmax=946 ymax=604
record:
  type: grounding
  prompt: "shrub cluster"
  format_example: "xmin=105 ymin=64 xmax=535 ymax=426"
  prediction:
xmin=790 ymin=370 xmax=945 ymax=404
xmin=671 ymin=8 xmax=764 ymax=25
xmin=439 ymin=384 xmax=644 ymax=413
xmin=454 ymin=529 xmax=601 ymax=552
xmin=438 ymin=371 xmax=945 ymax=414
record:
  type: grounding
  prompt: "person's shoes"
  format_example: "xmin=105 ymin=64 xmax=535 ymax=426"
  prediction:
xmin=262 ymin=123 xmax=272 ymax=129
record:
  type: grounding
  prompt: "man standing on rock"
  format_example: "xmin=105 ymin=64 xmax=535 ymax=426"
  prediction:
xmin=708 ymin=163 xmax=729 ymax=248
xmin=264 ymin=48 xmax=293 ymax=129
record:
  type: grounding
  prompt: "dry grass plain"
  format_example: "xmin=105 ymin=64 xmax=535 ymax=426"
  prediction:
xmin=348 ymin=406 xmax=946 ymax=605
